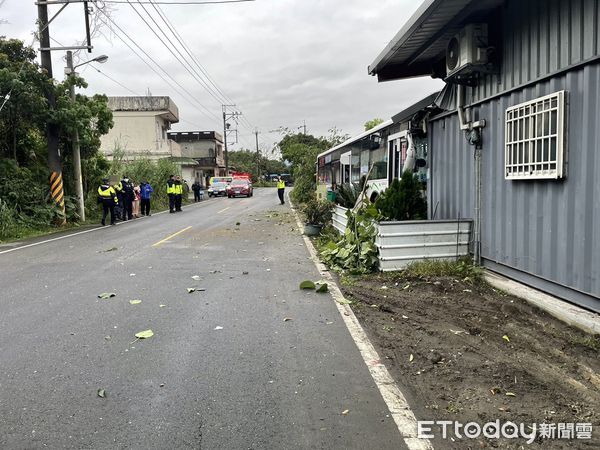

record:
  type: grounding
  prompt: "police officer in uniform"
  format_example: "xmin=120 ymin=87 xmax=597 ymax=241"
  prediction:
xmin=120 ymin=176 xmax=135 ymax=221
xmin=113 ymin=178 xmax=124 ymax=220
xmin=174 ymin=175 xmax=183 ymax=212
xmin=98 ymin=178 xmax=118 ymax=226
xmin=277 ymin=176 xmax=286 ymax=205
xmin=167 ymin=175 xmax=176 ymax=213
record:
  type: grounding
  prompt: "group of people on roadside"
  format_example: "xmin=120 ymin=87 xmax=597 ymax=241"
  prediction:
xmin=97 ymin=174 xmax=198 ymax=226
xmin=97 ymin=176 xmax=154 ymax=226
xmin=98 ymin=174 xmax=283 ymax=226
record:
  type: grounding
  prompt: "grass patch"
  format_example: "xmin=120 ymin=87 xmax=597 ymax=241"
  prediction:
xmin=569 ymin=334 xmax=600 ymax=352
xmin=402 ymin=257 xmax=484 ymax=283
xmin=340 ymin=274 xmax=358 ymax=287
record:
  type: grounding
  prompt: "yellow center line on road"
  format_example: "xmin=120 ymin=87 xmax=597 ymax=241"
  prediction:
xmin=152 ymin=226 xmax=192 ymax=247
xmin=217 ymin=206 xmax=231 ymax=214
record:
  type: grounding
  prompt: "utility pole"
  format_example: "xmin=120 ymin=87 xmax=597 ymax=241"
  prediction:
xmin=36 ymin=0 xmax=96 ymax=224
xmin=37 ymin=1 xmax=66 ymax=223
xmin=66 ymin=51 xmax=85 ymax=221
xmin=64 ymin=52 xmax=107 ymax=220
xmin=254 ymin=128 xmax=260 ymax=180
xmin=222 ymin=110 xmax=228 ymax=175
xmin=222 ymin=104 xmax=241 ymax=175
xmin=298 ymin=120 xmax=307 ymax=135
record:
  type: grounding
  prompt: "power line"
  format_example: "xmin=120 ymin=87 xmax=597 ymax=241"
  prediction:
xmin=148 ymin=0 xmax=257 ymax=132
xmin=53 ymin=38 xmax=208 ymax=127
xmin=148 ymin=0 xmax=231 ymax=104
xmin=96 ymin=7 xmax=221 ymax=125
xmin=128 ymin=0 xmax=227 ymax=106
xmin=90 ymin=64 xmax=143 ymax=96
xmin=50 ymin=35 xmax=143 ymax=97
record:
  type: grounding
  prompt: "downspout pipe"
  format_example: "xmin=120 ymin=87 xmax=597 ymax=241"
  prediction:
xmin=456 ymin=83 xmax=485 ymax=266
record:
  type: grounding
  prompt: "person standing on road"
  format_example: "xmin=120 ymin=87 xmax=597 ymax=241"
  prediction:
xmin=167 ymin=175 xmax=176 ymax=213
xmin=192 ymin=180 xmax=202 ymax=202
xmin=97 ymin=178 xmax=118 ymax=226
xmin=113 ymin=178 xmax=124 ymax=221
xmin=277 ymin=176 xmax=286 ymax=205
xmin=140 ymin=180 xmax=153 ymax=216
xmin=120 ymin=176 xmax=135 ymax=221
xmin=174 ymin=175 xmax=183 ymax=212
xmin=132 ymin=183 xmax=141 ymax=218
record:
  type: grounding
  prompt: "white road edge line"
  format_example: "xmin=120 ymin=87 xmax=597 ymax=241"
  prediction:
xmin=287 ymin=192 xmax=433 ymax=450
xmin=0 ymin=198 xmax=217 ymax=255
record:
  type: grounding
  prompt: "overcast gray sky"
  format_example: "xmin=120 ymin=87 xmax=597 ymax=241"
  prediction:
xmin=1 ymin=0 xmax=442 ymax=153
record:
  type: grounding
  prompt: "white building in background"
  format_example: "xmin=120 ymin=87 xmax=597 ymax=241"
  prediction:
xmin=100 ymin=96 xmax=181 ymax=160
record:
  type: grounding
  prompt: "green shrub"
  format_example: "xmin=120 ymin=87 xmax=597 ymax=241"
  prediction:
xmin=320 ymin=203 xmax=380 ymax=274
xmin=301 ymin=195 xmax=333 ymax=225
xmin=375 ymin=169 xmax=427 ymax=221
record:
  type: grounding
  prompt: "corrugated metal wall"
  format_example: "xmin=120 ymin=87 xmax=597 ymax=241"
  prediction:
xmin=429 ymin=61 xmax=600 ymax=309
xmin=472 ymin=0 xmax=600 ymax=102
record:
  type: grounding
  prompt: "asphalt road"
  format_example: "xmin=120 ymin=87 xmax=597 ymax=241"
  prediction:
xmin=0 ymin=188 xmax=405 ymax=449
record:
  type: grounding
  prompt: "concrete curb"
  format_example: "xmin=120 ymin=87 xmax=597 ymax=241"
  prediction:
xmin=485 ymin=271 xmax=600 ymax=336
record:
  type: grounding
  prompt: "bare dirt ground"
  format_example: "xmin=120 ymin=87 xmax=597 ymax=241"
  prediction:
xmin=339 ymin=272 xmax=600 ymax=449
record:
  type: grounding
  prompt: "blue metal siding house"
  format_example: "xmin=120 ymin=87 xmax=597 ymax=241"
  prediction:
xmin=369 ymin=0 xmax=600 ymax=312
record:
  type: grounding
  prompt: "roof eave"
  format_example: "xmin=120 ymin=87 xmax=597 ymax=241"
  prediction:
xmin=368 ymin=0 xmax=442 ymax=76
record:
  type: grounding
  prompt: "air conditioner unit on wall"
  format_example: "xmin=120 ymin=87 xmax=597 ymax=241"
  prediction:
xmin=446 ymin=23 xmax=489 ymax=80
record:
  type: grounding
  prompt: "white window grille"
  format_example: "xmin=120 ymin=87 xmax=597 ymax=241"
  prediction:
xmin=505 ymin=91 xmax=566 ymax=179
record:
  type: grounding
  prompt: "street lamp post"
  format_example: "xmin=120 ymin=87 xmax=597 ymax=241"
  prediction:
xmin=65 ymin=51 xmax=108 ymax=222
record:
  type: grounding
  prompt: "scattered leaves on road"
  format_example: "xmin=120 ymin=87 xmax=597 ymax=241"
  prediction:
xmin=316 ymin=283 xmax=328 ymax=293
xmin=129 ymin=299 xmax=142 ymax=305
xmin=99 ymin=247 xmax=118 ymax=253
xmin=135 ymin=329 xmax=154 ymax=339
xmin=409 ymin=354 xmax=414 ymax=362
xmin=505 ymin=392 xmax=516 ymax=397
xmin=283 ymin=317 xmax=292 ymax=322
xmin=191 ymin=275 xmax=201 ymax=281
xmin=98 ymin=292 xmax=116 ymax=299
xmin=502 ymin=335 xmax=511 ymax=343
xmin=214 ymin=326 xmax=223 ymax=330
xmin=299 ymin=280 xmax=316 ymax=290
xmin=159 ymin=304 xmax=166 ymax=308
xmin=341 ymin=409 xmax=349 ymax=415
xmin=97 ymin=389 xmax=106 ymax=398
